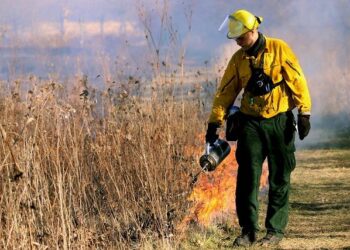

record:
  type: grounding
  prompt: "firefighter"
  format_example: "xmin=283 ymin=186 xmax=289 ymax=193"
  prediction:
xmin=205 ymin=9 xmax=311 ymax=247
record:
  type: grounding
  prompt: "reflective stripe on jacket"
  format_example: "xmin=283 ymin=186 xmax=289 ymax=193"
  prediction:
xmin=208 ymin=36 xmax=311 ymax=124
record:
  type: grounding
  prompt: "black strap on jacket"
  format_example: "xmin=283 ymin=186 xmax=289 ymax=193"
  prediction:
xmin=245 ymin=51 xmax=284 ymax=96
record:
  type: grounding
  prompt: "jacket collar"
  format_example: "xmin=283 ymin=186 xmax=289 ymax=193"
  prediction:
xmin=242 ymin=35 xmax=270 ymax=60
xmin=245 ymin=32 xmax=266 ymax=57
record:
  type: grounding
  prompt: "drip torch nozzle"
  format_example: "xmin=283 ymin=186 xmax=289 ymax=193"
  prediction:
xmin=201 ymin=161 xmax=211 ymax=172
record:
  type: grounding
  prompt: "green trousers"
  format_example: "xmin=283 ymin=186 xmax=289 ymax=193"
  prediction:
xmin=235 ymin=111 xmax=296 ymax=236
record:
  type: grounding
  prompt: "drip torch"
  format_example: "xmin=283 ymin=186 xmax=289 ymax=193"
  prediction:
xmin=199 ymin=139 xmax=231 ymax=172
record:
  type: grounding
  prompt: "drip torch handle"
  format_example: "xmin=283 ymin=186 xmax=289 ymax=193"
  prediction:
xmin=205 ymin=143 xmax=210 ymax=155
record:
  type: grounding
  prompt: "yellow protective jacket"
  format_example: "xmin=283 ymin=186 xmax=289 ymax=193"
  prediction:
xmin=208 ymin=36 xmax=311 ymax=125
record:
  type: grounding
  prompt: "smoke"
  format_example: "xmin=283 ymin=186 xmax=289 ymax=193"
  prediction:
xmin=0 ymin=0 xmax=349 ymax=145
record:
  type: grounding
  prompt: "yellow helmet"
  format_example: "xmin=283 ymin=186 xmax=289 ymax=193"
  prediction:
xmin=224 ymin=9 xmax=263 ymax=39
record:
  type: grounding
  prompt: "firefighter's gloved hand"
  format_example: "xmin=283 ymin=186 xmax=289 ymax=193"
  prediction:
xmin=205 ymin=123 xmax=219 ymax=145
xmin=298 ymin=114 xmax=310 ymax=140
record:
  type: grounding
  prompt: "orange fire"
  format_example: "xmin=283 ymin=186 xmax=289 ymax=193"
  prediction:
xmin=181 ymin=138 xmax=268 ymax=228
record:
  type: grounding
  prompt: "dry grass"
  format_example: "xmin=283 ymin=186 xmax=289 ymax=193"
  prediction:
xmin=281 ymin=149 xmax=350 ymax=249
xmin=0 ymin=77 xmax=206 ymax=249
xmin=1 ymin=76 xmax=350 ymax=249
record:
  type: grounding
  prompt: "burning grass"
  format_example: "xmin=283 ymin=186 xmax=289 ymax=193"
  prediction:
xmin=180 ymin=143 xmax=268 ymax=229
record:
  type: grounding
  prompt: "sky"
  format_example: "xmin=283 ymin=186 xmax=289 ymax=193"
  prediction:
xmin=0 ymin=0 xmax=350 ymax=122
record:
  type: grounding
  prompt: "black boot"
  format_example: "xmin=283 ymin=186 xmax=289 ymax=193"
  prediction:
xmin=233 ymin=230 xmax=256 ymax=247
xmin=257 ymin=232 xmax=283 ymax=247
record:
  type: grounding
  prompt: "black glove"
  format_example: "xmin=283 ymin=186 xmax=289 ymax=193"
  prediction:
xmin=205 ymin=123 xmax=219 ymax=145
xmin=297 ymin=114 xmax=310 ymax=140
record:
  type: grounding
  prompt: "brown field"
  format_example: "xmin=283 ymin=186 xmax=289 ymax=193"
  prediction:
xmin=0 ymin=77 xmax=205 ymax=249
xmin=1 ymin=78 xmax=350 ymax=249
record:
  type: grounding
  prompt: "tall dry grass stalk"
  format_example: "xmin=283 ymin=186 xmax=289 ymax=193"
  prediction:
xmin=0 ymin=75 xmax=207 ymax=249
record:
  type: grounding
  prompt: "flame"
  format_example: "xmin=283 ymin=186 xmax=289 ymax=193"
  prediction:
xmin=180 ymin=137 xmax=268 ymax=228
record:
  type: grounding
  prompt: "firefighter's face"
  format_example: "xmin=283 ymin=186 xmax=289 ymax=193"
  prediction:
xmin=235 ymin=30 xmax=257 ymax=50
